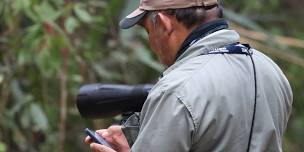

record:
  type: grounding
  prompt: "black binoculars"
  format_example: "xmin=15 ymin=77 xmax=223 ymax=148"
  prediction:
xmin=76 ymin=84 xmax=153 ymax=118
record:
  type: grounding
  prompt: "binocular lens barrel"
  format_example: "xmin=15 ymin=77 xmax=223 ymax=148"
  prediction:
xmin=76 ymin=84 xmax=153 ymax=118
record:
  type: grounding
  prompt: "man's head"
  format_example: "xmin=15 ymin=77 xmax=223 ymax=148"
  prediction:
xmin=120 ymin=0 xmax=222 ymax=66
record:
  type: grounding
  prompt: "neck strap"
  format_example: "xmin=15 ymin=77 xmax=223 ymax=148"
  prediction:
xmin=203 ymin=43 xmax=257 ymax=152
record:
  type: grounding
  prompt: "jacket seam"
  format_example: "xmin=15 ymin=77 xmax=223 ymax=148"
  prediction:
xmin=176 ymin=95 xmax=198 ymax=146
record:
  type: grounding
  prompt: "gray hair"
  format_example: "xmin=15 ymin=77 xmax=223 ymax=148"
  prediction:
xmin=148 ymin=5 xmax=223 ymax=29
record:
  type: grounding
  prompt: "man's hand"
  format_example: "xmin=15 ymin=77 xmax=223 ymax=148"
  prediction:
xmin=84 ymin=125 xmax=130 ymax=152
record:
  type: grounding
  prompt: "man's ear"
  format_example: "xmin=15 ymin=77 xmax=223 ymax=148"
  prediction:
xmin=157 ymin=12 xmax=174 ymax=36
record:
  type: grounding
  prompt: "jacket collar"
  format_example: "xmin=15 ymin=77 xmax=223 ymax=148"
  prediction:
xmin=161 ymin=25 xmax=240 ymax=77
xmin=175 ymin=19 xmax=229 ymax=61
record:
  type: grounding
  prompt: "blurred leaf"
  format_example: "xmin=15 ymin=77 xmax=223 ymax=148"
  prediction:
xmin=30 ymin=103 xmax=49 ymax=131
xmin=0 ymin=74 xmax=3 ymax=84
xmin=20 ymin=108 xmax=30 ymax=129
xmin=52 ymin=0 xmax=65 ymax=6
xmin=110 ymin=51 xmax=128 ymax=63
xmin=224 ymin=8 xmax=264 ymax=31
xmin=269 ymin=0 xmax=279 ymax=8
xmin=34 ymin=35 xmax=64 ymax=77
xmin=17 ymin=49 xmax=33 ymax=65
xmin=34 ymin=1 xmax=61 ymax=22
xmin=36 ymin=48 xmax=54 ymax=77
xmin=9 ymin=80 xmax=28 ymax=116
xmin=92 ymin=63 xmax=121 ymax=80
xmin=65 ymin=17 xmax=79 ymax=34
xmin=70 ymin=74 xmax=83 ymax=83
xmin=13 ymin=0 xmax=31 ymax=13
xmin=23 ymin=23 xmax=42 ymax=43
xmin=74 ymin=4 xmax=93 ymax=23
xmin=133 ymin=47 xmax=163 ymax=72
xmin=0 ymin=141 xmax=7 ymax=152
xmin=24 ymin=8 xmax=39 ymax=22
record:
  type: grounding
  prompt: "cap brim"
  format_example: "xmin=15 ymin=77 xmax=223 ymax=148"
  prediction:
xmin=119 ymin=8 xmax=147 ymax=29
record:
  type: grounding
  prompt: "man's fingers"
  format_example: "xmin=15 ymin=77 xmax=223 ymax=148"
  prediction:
xmin=106 ymin=125 xmax=123 ymax=136
xmin=96 ymin=129 xmax=108 ymax=137
xmin=90 ymin=143 xmax=117 ymax=152
xmin=107 ymin=125 xmax=122 ymax=132
xmin=85 ymin=129 xmax=108 ymax=144
xmin=85 ymin=126 xmax=130 ymax=152
xmin=84 ymin=136 xmax=92 ymax=144
xmin=96 ymin=129 xmax=110 ymax=137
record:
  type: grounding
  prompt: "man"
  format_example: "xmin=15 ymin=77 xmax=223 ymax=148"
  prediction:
xmin=85 ymin=0 xmax=293 ymax=151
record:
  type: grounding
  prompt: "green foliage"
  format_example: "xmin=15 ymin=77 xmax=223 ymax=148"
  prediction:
xmin=0 ymin=0 xmax=161 ymax=151
xmin=0 ymin=0 xmax=303 ymax=151
xmin=0 ymin=141 xmax=6 ymax=152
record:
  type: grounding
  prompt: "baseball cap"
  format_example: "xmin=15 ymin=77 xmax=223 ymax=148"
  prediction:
xmin=119 ymin=0 xmax=218 ymax=29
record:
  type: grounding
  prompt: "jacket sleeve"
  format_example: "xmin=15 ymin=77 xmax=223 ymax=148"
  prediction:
xmin=131 ymin=90 xmax=195 ymax=152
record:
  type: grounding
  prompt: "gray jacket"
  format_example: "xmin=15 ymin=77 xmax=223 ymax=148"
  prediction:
xmin=130 ymin=29 xmax=293 ymax=152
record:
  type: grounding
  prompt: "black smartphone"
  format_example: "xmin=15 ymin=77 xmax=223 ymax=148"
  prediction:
xmin=84 ymin=128 xmax=112 ymax=148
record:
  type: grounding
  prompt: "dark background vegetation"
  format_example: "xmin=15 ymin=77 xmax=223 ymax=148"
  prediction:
xmin=0 ymin=0 xmax=303 ymax=151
